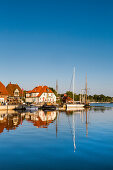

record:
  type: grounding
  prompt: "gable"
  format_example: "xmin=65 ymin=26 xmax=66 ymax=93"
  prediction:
xmin=0 ymin=81 xmax=8 ymax=95
xmin=6 ymin=83 xmax=22 ymax=96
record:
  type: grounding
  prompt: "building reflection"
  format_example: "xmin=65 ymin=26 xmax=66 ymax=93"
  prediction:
xmin=0 ymin=109 xmax=90 ymax=153
xmin=0 ymin=110 xmax=57 ymax=134
xmin=25 ymin=110 xmax=57 ymax=128
xmin=0 ymin=112 xmax=24 ymax=133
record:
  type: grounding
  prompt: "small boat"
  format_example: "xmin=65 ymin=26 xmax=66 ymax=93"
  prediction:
xmin=84 ymin=103 xmax=90 ymax=108
xmin=25 ymin=105 xmax=38 ymax=111
xmin=41 ymin=103 xmax=56 ymax=111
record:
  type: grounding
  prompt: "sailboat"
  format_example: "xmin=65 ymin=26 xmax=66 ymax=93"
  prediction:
xmin=66 ymin=67 xmax=85 ymax=111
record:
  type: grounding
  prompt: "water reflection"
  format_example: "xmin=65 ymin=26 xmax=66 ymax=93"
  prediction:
xmin=0 ymin=105 xmax=113 ymax=169
xmin=0 ymin=112 xmax=24 ymax=133
xmin=25 ymin=110 xmax=56 ymax=128
xmin=0 ymin=108 xmax=90 ymax=153
xmin=0 ymin=110 xmax=57 ymax=134
xmin=72 ymin=112 xmax=76 ymax=152
xmin=64 ymin=108 xmax=90 ymax=152
xmin=85 ymin=108 xmax=88 ymax=136
xmin=0 ymin=106 xmax=111 ymax=152
xmin=91 ymin=106 xmax=113 ymax=112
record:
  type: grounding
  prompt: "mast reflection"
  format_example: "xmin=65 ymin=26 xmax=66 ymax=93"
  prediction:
xmin=66 ymin=107 xmax=90 ymax=152
xmin=66 ymin=108 xmax=85 ymax=152
xmin=85 ymin=108 xmax=88 ymax=137
xmin=73 ymin=112 xmax=76 ymax=152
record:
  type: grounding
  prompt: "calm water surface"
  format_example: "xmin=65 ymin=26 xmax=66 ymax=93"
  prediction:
xmin=0 ymin=104 xmax=113 ymax=170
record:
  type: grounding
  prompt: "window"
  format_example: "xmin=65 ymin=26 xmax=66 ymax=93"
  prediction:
xmin=14 ymin=89 xmax=19 ymax=96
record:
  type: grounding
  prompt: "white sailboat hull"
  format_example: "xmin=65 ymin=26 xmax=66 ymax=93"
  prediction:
xmin=66 ymin=104 xmax=84 ymax=111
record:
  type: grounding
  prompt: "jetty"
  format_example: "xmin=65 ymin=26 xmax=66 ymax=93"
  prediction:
xmin=0 ymin=105 xmax=25 ymax=111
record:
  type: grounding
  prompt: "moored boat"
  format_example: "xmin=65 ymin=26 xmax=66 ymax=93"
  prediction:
xmin=41 ymin=103 xmax=56 ymax=111
xmin=84 ymin=103 xmax=90 ymax=108
xmin=66 ymin=67 xmax=85 ymax=111
xmin=25 ymin=104 xmax=38 ymax=111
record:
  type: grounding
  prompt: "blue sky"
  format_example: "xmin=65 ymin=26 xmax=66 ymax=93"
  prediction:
xmin=0 ymin=0 xmax=113 ymax=96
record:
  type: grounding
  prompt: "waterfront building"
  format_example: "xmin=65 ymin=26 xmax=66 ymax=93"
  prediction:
xmin=0 ymin=81 xmax=8 ymax=104
xmin=6 ymin=82 xmax=23 ymax=104
xmin=62 ymin=94 xmax=73 ymax=104
xmin=26 ymin=86 xmax=56 ymax=104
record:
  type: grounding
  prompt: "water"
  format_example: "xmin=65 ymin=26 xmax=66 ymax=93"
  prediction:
xmin=0 ymin=104 xmax=113 ymax=170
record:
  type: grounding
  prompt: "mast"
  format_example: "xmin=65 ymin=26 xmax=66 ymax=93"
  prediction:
xmin=73 ymin=67 xmax=75 ymax=104
xmin=80 ymin=90 xmax=82 ymax=103
xmin=56 ymin=80 xmax=58 ymax=94
xmin=85 ymin=73 xmax=88 ymax=105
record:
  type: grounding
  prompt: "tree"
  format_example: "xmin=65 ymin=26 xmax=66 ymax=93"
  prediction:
xmin=49 ymin=87 xmax=58 ymax=97
xmin=66 ymin=91 xmax=80 ymax=101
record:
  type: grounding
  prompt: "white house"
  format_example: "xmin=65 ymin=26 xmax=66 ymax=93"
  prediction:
xmin=26 ymin=86 xmax=56 ymax=104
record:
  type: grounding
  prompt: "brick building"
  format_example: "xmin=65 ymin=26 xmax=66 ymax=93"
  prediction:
xmin=6 ymin=82 xmax=23 ymax=104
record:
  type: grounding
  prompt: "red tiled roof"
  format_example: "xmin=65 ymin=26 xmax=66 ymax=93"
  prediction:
xmin=26 ymin=86 xmax=54 ymax=98
xmin=6 ymin=83 xmax=22 ymax=96
xmin=26 ymin=86 xmax=42 ymax=93
xmin=37 ymin=86 xmax=53 ymax=97
xmin=26 ymin=90 xmax=32 ymax=93
xmin=32 ymin=86 xmax=43 ymax=93
xmin=0 ymin=81 xmax=8 ymax=95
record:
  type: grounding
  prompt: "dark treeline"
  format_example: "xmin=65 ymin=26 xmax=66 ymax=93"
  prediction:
xmin=49 ymin=88 xmax=113 ymax=103
xmin=88 ymin=94 xmax=113 ymax=102
xmin=60 ymin=91 xmax=113 ymax=103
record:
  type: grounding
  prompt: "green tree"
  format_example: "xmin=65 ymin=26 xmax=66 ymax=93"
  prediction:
xmin=66 ymin=91 xmax=80 ymax=101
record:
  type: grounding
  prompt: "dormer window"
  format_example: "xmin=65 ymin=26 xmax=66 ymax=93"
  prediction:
xmin=14 ymin=89 xmax=19 ymax=96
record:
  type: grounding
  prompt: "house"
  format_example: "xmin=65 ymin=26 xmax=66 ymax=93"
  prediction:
xmin=62 ymin=94 xmax=73 ymax=104
xmin=0 ymin=81 xmax=8 ymax=104
xmin=6 ymin=82 xmax=23 ymax=104
xmin=26 ymin=86 xmax=56 ymax=104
